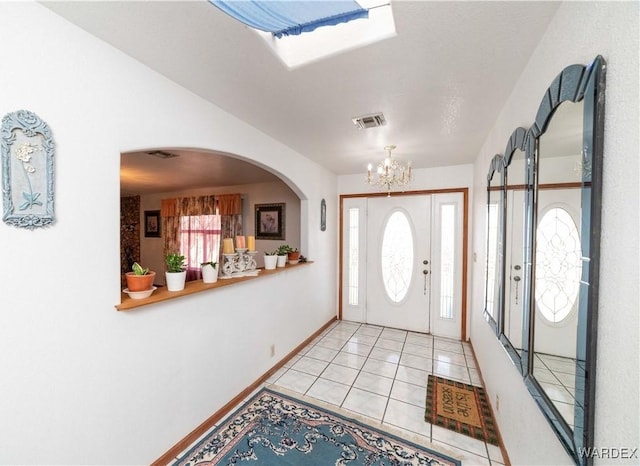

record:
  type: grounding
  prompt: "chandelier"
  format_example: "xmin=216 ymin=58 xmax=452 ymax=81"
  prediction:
xmin=366 ymin=145 xmax=412 ymax=195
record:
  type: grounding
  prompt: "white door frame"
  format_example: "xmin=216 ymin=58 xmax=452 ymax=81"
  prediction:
xmin=339 ymin=189 xmax=469 ymax=340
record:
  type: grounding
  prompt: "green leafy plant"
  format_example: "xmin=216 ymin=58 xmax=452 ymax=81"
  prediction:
xmin=165 ymin=253 xmax=186 ymax=273
xmin=201 ymin=261 xmax=217 ymax=268
xmin=131 ymin=262 xmax=150 ymax=275
xmin=277 ymin=244 xmax=293 ymax=255
xmin=264 ymin=250 xmax=277 ymax=256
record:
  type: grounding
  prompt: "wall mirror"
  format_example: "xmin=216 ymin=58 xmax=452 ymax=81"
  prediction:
xmin=485 ymin=56 xmax=605 ymax=464
xmin=532 ymin=99 xmax=584 ymax=429
xmin=500 ymin=127 xmax=528 ymax=374
xmin=483 ymin=154 xmax=505 ymax=334
xmin=525 ymin=56 xmax=605 ymax=464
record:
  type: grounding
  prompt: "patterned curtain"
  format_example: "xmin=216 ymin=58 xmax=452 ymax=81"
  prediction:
xmin=217 ymin=194 xmax=243 ymax=264
xmin=161 ymin=198 xmax=180 ymax=256
xmin=162 ymin=194 xmax=240 ymax=280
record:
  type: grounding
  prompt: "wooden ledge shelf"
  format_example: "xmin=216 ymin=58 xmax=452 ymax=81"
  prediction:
xmin=115 ymin=261 xmax=312 ymax=311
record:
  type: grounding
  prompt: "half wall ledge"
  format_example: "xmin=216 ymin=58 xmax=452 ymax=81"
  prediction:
xmin=115 ymin=261 xmax=313 ymax=311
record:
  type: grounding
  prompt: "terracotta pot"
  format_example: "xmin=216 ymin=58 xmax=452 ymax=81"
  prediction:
xmin=125 ymin=271 xmax=156 ymax=292
xmin=287 ymin=251 xmax=300 ymax=264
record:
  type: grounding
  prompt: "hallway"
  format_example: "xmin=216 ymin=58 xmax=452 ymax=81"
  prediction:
xmin=171 ymin=320 xmax=506 ymax=465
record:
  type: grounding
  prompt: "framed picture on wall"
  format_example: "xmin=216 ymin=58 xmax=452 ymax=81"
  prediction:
xmin=144 ymin=210 xmax=161 ymax=237
xmin=255 ymin=203 xmax=285 ymax=240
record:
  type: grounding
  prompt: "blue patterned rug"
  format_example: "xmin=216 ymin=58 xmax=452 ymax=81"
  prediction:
xmin=174 ymin=388 xmax=460 ymax=465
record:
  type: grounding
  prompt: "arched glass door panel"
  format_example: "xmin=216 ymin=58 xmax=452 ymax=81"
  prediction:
xmin=381 ymin=210 xmax=414 ymax=303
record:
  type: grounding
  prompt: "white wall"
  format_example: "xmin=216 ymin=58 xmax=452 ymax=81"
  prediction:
xmin=138 ymin=180 xmax=302 ymax=281
xmin=0 ymin=3 xmax=337 ymax=464
xmin=469 ymin=2 xmax=639 ymax=465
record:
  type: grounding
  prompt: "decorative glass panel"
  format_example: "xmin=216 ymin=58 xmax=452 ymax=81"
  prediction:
xmin=535 ymin=207 xmax=581 ymax=323
xmin=381 ymin=211 xmax=414 ymax=303
xmin=440 ymin=204 xmax=455 ymax=319
xmin=348 ymin=207 xmax=359 ymax=306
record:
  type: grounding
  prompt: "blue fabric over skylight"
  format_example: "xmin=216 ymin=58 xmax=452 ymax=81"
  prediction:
xmin=210 ymin=1 xmax=369 ymax=38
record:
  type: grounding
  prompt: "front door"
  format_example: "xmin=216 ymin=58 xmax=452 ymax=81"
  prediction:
xmin=341 ymin=192 xmax=464 ymax=339
xmin=366 ymin=195 xmax=431 ymax=333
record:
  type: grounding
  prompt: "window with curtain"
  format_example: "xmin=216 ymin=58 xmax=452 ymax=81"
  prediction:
xmin=180 ymin=214 xmax=221 ymax=281
xmin=161 ymin=194 xmax=242 ymax=282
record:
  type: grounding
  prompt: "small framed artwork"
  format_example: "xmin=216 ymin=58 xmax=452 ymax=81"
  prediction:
xmin=255 ymin=203 xmax=285 ymax=240
xmin=144 ymin=210 xmax=161 ymax=237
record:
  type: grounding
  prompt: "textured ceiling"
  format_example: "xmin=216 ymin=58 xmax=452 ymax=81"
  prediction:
xmin=44 ymin=1 xmax=561 ymax=193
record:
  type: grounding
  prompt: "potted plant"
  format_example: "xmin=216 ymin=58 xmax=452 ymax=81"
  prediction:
xmin=125 ymin=262 xmax=156 ymax=292
xmin=287 ymin=247 xmax=300 ymax=264
xmin=165 ymin=252 xmax=186 ymax=291
xmin=264 ymin=250 xmax=278 ymax=270
xmin=201 ymin=260 xmax=218 ymax=283
xmin=276 ymin=244 xmax=292 ymax=267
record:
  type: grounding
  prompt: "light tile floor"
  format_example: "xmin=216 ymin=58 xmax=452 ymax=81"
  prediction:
xmin=172 ymin=320 xmax=507 ymax=466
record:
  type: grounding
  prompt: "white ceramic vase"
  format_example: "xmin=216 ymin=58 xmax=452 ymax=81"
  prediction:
xmin=264 ymin=255 xmax=278 ymax=270
xmin=202 ymin=264 xmax=218 ymax=283
xmin=165 ymin=271 xmax=187 ymax=291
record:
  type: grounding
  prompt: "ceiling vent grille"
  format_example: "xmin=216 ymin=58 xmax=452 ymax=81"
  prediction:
xmin=352 ymin=112 xmax=386 ymax=129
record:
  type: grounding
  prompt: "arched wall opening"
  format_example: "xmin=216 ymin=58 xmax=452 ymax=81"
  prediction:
xmin=120 ymin=147 xmax=307 ymax=286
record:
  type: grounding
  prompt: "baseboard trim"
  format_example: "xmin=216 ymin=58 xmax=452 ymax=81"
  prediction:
xmin=467 ymin=338 xmax=511 ymax=466
xmin=152 ymin=315 xmax=338 ymax=465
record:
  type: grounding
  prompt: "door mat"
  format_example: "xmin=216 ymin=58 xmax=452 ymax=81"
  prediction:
xmin=174 ymin=387 xmax=461 ymax=465
xmin=425 ymin=375 xmax=499 ymax=446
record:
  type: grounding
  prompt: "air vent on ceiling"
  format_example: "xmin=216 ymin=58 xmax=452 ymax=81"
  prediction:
xmin=147 ymin=150 xmax=179 ymax=159
xmin=352 ymin=112 xmax=386 ymax=129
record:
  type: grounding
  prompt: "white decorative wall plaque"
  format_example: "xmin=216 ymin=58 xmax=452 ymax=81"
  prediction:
xmin=1 ymin=110 xmax=55 ymax=229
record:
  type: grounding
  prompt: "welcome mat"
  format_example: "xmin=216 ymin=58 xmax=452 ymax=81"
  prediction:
xmin=174 ymin=387 xmax=461 ymax=465
xmin=425 ymin=375 xmax=499 ymax=446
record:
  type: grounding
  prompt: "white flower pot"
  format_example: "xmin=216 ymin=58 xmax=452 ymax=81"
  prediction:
xmin=202 ymin=264 xmax=218 ymax=283
xmin=264 ymin=255 xmax=278 ymax=270
xmin=276 ymin=255 xmax=287 ymax=267
xmin=165 ymin=271 xmax=187 ymax=291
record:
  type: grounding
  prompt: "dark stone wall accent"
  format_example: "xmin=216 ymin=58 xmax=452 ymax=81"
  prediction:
xmin=120 ymin=196 xmax=140 ymax=288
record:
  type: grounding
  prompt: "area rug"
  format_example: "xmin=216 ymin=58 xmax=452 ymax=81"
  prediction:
xmin=175 ymin=387 xmax=460 ymax=465
xmin=424 ymin=375 xmax=499 ymax=446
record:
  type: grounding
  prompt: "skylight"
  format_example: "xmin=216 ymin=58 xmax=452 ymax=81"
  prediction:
xmin=210 ymin=0 xmax=369 ymax=38
xmin=210 ymin=0 xmax=396 ymax=69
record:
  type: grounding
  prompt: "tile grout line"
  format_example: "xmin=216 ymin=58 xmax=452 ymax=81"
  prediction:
xmin=379 ymin=330 xmax=408 ymax=425
xmin=338 ymin=323 xmax=386 ymax=419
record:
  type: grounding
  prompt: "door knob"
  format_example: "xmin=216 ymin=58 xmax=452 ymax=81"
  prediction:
xmin=423 ymin=270 xmax=429 ymax=275
xmin=423 ymin=260 xmax=429 ymax=265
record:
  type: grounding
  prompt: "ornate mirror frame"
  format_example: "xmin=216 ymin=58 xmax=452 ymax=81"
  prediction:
xmin=485 ymin=56 xmax=606 ymax=464
xmin=483 ymin=154 xmax=505 ymax=335
xmin=499 ymin=127 xmax=528 ymax=375
xmin=523 ymin=55 xmax=605 ymax=465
